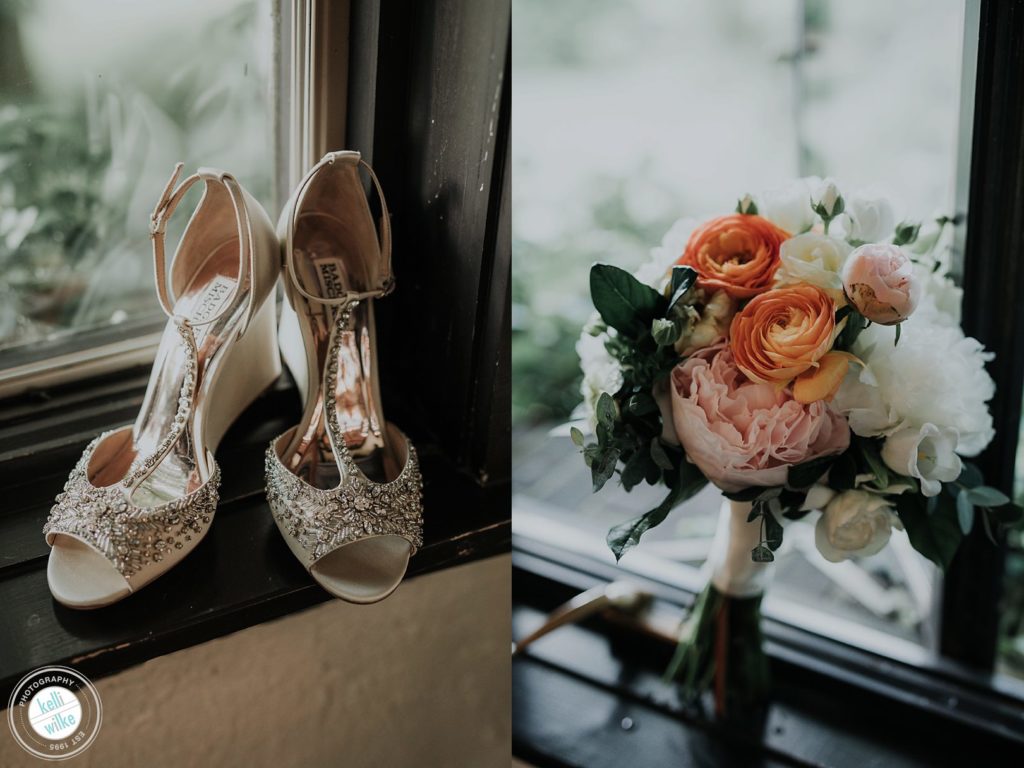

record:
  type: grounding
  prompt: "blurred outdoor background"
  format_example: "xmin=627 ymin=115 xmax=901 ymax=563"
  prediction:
xmin=512 ymin=0 xmax=1024 ymax=679
xmin=0 ymin=0 xmax=274 ymax=361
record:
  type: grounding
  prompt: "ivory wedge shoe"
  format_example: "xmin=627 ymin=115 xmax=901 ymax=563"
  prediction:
xmin=43 ymin=164 xmax=281 ymax=609
xmin=266 ymin=150 xmax=423 ymax=604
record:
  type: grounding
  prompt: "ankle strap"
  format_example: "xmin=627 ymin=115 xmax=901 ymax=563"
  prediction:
xmin=283 ymin=152 xmax=394 ymax=308
xmin=150 ymin=163 xmax=255 ymax=330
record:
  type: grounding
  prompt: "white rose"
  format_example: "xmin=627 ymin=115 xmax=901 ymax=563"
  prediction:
xmin=576 ymin=324 xmax=623 ymax=431
xmin=757 ymin=177 xmax=820 ymax=234
xmin=815 ymin=490 xmax=898 ymax=562
xmin=832 ymin=313 xmax=995 ymax=455
xmin=843 ymin=193 xmax=895 ymax=243
xmin=881 ymin=423 xmax=962 ymax=496
xmin=774 ymin=233 xmax=852 ymax=301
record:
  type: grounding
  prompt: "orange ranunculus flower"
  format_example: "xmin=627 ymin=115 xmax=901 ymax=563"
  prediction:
xmin=677 ymin=214 xmax=789 ymax=298
xmin=730 ymin=284 xmax=836 ymax=391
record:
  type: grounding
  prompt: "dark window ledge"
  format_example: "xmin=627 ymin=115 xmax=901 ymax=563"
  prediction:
xmin=0 ymin=369 xmax=510 ymax=693
xmin=512 ymin=538 xmax=1024 ymax=768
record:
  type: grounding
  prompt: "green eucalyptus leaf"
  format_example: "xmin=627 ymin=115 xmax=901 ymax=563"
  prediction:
xmin=590 ymin=263 xmax=666 ymax=336
xmin=570 ymin=426 xmax=585 ymax=447
xmin=596 ymin=392 xmax=617 ymax=429
xmin=956 ymin=489 xmax=975 ymax=535
xmin=652 ymin=317 xmax=681 ymax=347
xmin=764 ymin=508 xmax=784 ymax=551
xmin=966 ymin=485 xmax=1011 ymax=507
xmin=751 ymin=545 xmax=775 ymax=563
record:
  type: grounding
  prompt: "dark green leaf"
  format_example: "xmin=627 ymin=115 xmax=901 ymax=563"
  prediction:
xmin=591 ymin=447 xmax=620 ymax=493
xmin=788 ymin=454 xmax=837 ymax=489
xmin=735 ymin=196 xmax=758 ymax=215
xmin=667 ymin=266 xmax=699 ymax=312
xmin=956 ymin=489 xmax=975 ymax=535
xmin=783 ymin=508 xmax=812 ymax=520
xmin=582 ymin=444 xmax=601 ymax=468
xmin=751 ymin=545 xmax=775 ymax=563
xmin=957 ymin=462 xmax=984 ymax=489
xmin=897 ymin=493 xmax=963 ymax=571
xmin=649 ymin=438 xmax=674 ymax=470
xmin=830 ymin=450 xmax=858 ymax=491
xmin=570 ymin=426 xmax=585 ymax=447
xmin=835 ymin=309 xmax=868 ymax=352
xmin=747 ymin=506 xmax=762 ymax=523
xmin=626 ymin=391 xmax=659 ymax=416
xmin=724 ymin=486 xmax=768 ymax=502
xmin=894 ymin=323 xmax=901 ymax=347
xmin=590 ymin=263 xmax=666 ymax=336
xmin=989 ymin=504 xmax=1024 ymax=527
xmin=620 ymin=451 xmax=649 ymax=492
xmin=606 ymin=467 xmax=707 ymax=560
xmin=966 ymin=485 xmax=1011 ymax=507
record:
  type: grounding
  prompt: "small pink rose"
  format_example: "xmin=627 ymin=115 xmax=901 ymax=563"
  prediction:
xmin=670 ymin=344 xmax=850 ymax=492
xmin=841 ymin=243 xmax=921 ymax=325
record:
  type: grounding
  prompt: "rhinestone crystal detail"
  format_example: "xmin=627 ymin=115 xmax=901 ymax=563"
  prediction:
xmin=265 ymin=302 xmax=424 ymax=566
xmin=44 ymin=431 xmax=220 ymax=580
xmin=122 ymin=318 xmax=199 ymax=489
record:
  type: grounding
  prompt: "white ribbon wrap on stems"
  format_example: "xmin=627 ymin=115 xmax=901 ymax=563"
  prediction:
xmin=704 ymin=499 xmax=775 ymax=598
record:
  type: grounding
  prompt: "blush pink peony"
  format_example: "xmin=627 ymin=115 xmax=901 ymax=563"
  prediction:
xmin=841 ymin=243 xmax=921 ymax=325
xmin=670 ymin=344 xmax=850 ymax=491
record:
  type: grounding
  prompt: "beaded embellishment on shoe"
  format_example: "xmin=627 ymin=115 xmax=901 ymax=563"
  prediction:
xmin=265 ymin=303 xmax=424 ymax=568
xmin=43 ymin=431 xmax=220 ymax=580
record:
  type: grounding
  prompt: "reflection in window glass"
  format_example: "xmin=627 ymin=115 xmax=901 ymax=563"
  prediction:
xmin=513 ymin=0 xmax=964 ymax=653
xmin=0 ymin=0 xmax=275 ymax=358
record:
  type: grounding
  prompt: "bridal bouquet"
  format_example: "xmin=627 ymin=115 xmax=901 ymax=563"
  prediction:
xmin=572 ymin=179 xmax=1022 ymax=717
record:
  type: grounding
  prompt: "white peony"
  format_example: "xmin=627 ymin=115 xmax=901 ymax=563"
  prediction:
xmin=843 ymin=193 xmax=895 ymax=243
xmin=832 ymin=312 xmax=995 ymax=456
xmin=774 ymin=233 xmax=851 ymax=301
xmin=576 ymin=322 xmax=623 ymax=432
xmin=881 ymin=423 xmax=962 ymax=496
xmin=912 ymin=265 xmax=962 ymax=327
xmin=757 ymin=177 xmax=820 ymax=234
xmin=815 ymin=490 xmax=899 ymax=562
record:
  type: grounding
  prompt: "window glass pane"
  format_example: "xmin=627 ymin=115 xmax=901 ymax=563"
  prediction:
xmin=0 ymin=0 xmax=276 ymax=362
xmin=513 ymin=0 xmax=965 ymax=654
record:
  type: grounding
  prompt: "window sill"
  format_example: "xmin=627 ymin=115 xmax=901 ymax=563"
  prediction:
xmin=0 ymin=371 xmax=510 ymax=693
xmin=512 ymin=536 xmax=1024 ymax=767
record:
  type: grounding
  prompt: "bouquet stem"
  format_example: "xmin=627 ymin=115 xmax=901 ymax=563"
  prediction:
xmin=666 ymin=500 xmax=773 ymax=721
